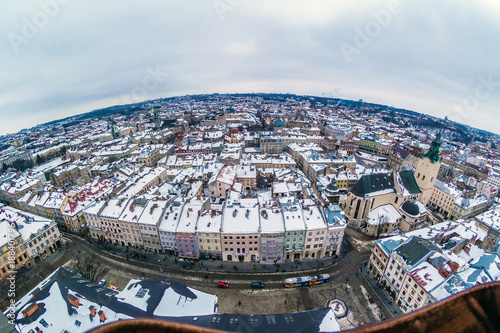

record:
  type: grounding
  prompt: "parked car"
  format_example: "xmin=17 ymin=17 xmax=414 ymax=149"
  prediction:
xmin=251 ymin=282 xmax=265 ymax=289
xmin=99 ymin=279 xmax=106 ymax=285
xmin=217 ymin=281 xmax=229 ymax=288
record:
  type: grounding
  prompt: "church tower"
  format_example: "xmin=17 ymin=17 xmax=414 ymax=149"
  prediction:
xmin=414 ymin=133 xmax=442 ymax=205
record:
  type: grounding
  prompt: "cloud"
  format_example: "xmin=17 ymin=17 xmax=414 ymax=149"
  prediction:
xmin=0 ymin=0 xmax=499 ymax=135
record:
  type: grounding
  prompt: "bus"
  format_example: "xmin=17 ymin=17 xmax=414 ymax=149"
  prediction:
xmin=284 ymin=274 xmax=330 ymax=288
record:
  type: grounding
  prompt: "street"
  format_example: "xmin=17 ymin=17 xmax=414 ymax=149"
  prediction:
xmin=2 ymin=227 xmax=397 ymax=330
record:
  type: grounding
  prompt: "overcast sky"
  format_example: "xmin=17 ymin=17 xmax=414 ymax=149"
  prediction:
xmin=0 ymin=1 xmax=499 ymax=136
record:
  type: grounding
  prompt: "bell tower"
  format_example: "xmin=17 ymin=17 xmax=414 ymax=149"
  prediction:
xmin=414 ymin=133 xmax=442 ymax=205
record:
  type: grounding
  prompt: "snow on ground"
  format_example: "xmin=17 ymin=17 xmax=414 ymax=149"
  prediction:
xmin=349 ymin=237 xmax=373 ymax=252
xmin=360 ymin=285 xmax=382 ymax=321
xmin=153 ymin=286 xmax=218 ymax=317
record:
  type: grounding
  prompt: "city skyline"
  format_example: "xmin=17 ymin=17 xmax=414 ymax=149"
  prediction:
xmin=1 ymin=1 xmax=499 ymax=136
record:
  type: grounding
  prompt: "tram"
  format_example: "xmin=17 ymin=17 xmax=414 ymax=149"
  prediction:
xmin=284 ymin=274 xmax=330 ymax=288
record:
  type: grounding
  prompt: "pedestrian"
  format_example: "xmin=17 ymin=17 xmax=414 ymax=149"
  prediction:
xmin=238 ymin=300 xmax=242 ymax=305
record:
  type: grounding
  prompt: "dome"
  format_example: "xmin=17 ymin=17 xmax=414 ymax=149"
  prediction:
xmin=274 ymin=119 xmax=285 ymax=127
xmin=326 ymin=182 xmax=339 ymax=193
xmin=401 ymin=201 xmax=420 ymax=217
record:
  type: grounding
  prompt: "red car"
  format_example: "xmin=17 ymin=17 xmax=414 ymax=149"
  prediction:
xmin=217 ymin=281 xmax=229 ymax=288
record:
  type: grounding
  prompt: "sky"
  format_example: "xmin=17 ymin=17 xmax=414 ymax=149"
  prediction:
xmin=0 ymin=0 xmax=499 ymax=136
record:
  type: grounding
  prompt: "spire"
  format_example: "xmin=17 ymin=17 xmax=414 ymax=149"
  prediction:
xmin=421 ymin=132 xmax=442 ymax=163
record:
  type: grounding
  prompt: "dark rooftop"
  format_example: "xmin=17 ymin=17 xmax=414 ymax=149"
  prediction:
xmin=394 ymin=236 xmax=439 ymax=267
xmin=350 ymin=173 xmax=394 ymax=197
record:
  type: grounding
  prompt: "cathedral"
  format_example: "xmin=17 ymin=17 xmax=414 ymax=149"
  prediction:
xmin=344 ymin=134 xmax=441 ymax=236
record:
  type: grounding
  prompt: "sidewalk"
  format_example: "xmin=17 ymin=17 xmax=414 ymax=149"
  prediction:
xmin=359 ymin=262 xmax=403 ymax=316
xmin=84 ymin=236 xmax=348 ymax=275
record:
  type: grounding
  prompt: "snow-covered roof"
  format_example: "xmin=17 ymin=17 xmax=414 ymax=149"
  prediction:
xmin=137 ymin=197 xmax=171 ymax=226
xmin=159 ymin=199 xmax=184 ymax=233
xmin=0 ymin=206 xmax=53 ymax=242
xmin=434 ymin=179 xmax=462 ymax=197
xmin=474 ymin=207 xmax=500 ymax=232
xmin=280 ymin=198 xmax=306 ymax=231
xmin=176 ymin=198 xmax=205 ymax=233
xmin=196 ymin=209 xmax=222 ymax=233
xmin=259 ymin=201 xmax=285 ymax=233
xmin=222 ymin=198 xmax=260 ymax=234
xmin=302 ymin=203 xmax=326 ymax=230
xmin=9 ymin=267 xmax=218 ymax=333
xmin=367 ymin=204 xmax=402 ymax=225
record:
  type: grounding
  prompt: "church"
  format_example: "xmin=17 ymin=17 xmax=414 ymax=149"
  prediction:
xmin=344 ymin=134 xmax=442 ymax=237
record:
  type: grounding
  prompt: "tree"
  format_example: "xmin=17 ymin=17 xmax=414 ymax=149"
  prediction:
xmin=72 ymin=253 xmax=105 ymax=281
xmin=36 ymin=155 xmax=43 ymax=165
xmin=32 ymin=260 xmax=55 ymax=281
xmin=376 ymin=214 xmax=389 ymax=239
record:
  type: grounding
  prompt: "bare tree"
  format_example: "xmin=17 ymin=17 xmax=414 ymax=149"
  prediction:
xmin=33 ymin=260 xmax=55 ymax=281
xmin=376 ymin=214 xmax=389 ymax=239
xmin=72 ymin=253 xmax=105 ymax=281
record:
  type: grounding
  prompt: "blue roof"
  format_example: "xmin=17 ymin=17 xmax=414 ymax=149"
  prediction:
xmin=375 ymin=238 xmax=402 ymax=255
xmin=274 ymin=119 xmax=285 ymax=127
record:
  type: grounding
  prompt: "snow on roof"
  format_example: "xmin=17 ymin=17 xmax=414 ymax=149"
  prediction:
xmin=13 ymin=277 xmax=132 ymax=333
xmin=367 ymin=204 xmax=402 ymax=225
xmin=470 ymin=253 xmax=500 ymax=280
xmin=196 ymin=209 xmax=222 ymax=233
xmin=63 ymin=178 xmax=118 ymax=216
xmin=319 ymin=308 xmax=341 ymax=332
xmin=100 ymin=197 xmax=129 ymax=219
xmin=0 ymin=206 xmax=53 ymax=242
xmin=29 ymin=156 xmax=69 ymax=174
xmin=83 ymin=200 xmax=107 ymax=216
xmin=434 ymin=179 xmax=462 ymax=197
xmin=280 ymin=198 xmax=306 ymax=231
xmin=409 ymin=260 xmax=446 ymax=293
xmin=138 ymin=197 xmax=171 ymax=225
xmin=38 ymin=191 xmax=66 ymax=210
xmin=474 ymin=207 xmax=500 ymax=232
xmin=159 ymin=199 xmax=184 ymax=233
xmin=259 ymin=201 xmax=284 ymax=233
xmin=0 ymin=221 xmax=21 ymax=247
xmin=235 ymin=165 xmax=256 ymax=178
xmin=273 ymin=182 xmax=289 ymax=194
xmin=152 ymin=284 xmax=218 ymax=317
xmin=176 ymin=198 xmax=205 ymax=233
xmin=454 ymin=195 xmax=488 ymax=209
xmin=222 ymin=198 xmax=260 ymax=234
xmin=10 ymin=267 xmax=218 ymax=333
xmin=118 ymin=196 xmax=150 ymax=223
xmin=116 ymin=280 xmax=150 ymax=311
xmin=216 ymin=165 xmax=236 ymax=185
xmin=0 ymin=176 xmax=39 ymax=194
xmin=302 ymin=204 xmax=326 ymax=230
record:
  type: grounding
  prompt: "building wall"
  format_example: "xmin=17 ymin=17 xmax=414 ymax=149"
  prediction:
xmin=414 ymin=157 xmax=441 ymax=205
xmin=221 ymin=233 xmax=261 ymax=262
